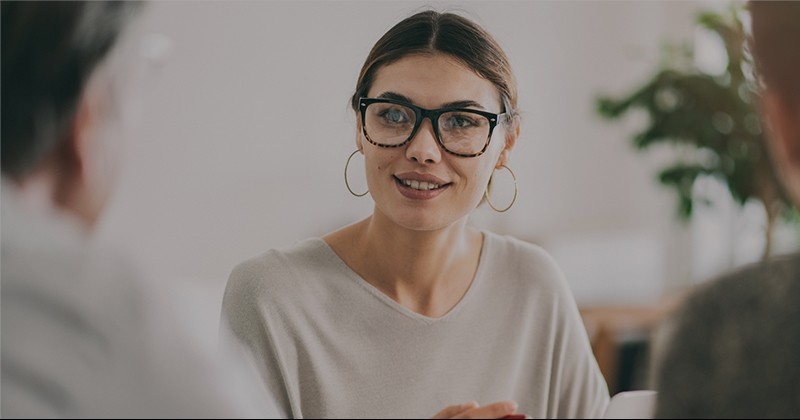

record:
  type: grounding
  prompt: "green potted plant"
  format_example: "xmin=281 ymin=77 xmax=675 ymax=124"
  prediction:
xmin=596 ymin=5 xmax=791 ymax=259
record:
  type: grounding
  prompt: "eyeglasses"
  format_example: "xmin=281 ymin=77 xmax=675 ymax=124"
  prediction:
xmin=358 ymin=97 xmax=511 ymax=158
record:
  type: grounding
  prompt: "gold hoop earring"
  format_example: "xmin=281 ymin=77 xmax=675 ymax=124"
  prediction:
xmin=344 ymin=149 xmax=369 ymax=197
xmin=484 ymin=165 xmax=518 ymax=212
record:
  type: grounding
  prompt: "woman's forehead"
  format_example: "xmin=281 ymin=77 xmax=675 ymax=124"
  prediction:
xmin=368 ymin=54 xmax=502 ymax=112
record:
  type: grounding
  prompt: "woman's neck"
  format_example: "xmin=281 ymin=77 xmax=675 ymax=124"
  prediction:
xmin=325 ymin=209 xmax=483 ymax=317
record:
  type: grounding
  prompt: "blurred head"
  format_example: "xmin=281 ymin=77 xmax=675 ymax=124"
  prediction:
xmin=750 ymin=1 xmax=800 ymax=206
xmin=1 ymin=1 xmax=143 ymax=229
xmin=350 ymin=10 xmax=520 ymax=231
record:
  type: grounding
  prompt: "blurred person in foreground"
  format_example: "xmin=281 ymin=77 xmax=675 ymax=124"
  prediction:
xmin=1 ymin=2 xmax=277 ymax=417
xmin=655 ymin=2 xmax=800 ymax=418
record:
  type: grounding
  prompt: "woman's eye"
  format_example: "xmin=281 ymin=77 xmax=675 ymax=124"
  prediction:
xmin=443 ymin=114 xmax=479 ymax=129
xmin=380 ymin=108 xmax=409 ymax=124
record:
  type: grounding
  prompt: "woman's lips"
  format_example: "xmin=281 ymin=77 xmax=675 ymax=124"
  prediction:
xmin=394 ymin=176 xmax=450 ymax=200
xmin=394 ymin=171 xmax=448 ymax=185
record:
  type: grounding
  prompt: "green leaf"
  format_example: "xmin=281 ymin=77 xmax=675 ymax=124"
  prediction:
xmin=593 ymin=5 xmax=790 ymax=234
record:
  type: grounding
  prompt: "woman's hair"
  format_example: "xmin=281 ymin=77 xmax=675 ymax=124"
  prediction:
xmin=750 ymin=1 xmax=800 ymax=107
xmin=350 ymin=10 xmax=519 ymax=123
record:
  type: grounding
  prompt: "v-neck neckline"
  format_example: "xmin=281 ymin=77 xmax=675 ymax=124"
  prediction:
xmin=314 ymin=231 xmax=491 ymax=325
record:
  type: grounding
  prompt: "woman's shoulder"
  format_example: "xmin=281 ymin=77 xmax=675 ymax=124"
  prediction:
xmin=482 ymin=231 xmax=568 ymax=291
xmin=484 ymin=231 xmax=562 ymax=272
xmin=226 ymin=238 xmax=332 ymax=296
xmin=480 ymin=231 xmax=581 ymax=321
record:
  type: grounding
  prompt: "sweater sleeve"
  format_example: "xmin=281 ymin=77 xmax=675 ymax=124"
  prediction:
xmin=221 ymin=258 xmax=296 ymax=418
xmin=552 ymin=289 xmax=610 ymax=419
xmin=533 ymin=248 xmax=610 ymax=419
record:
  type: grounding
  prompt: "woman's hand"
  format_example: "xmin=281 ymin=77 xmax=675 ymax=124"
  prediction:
xmin=431 ymin=400 xmax=518 ymax=419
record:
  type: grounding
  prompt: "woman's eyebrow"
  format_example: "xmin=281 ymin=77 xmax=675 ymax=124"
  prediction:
xmin=440 ymin=100 xmax=485 ymax=110
xmin=376 ymin=91 xmax=412 ymax=103
xmin=376 ymin=91 xmax=486 ymax=110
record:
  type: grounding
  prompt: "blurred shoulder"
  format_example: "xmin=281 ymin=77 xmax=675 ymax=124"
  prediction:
xmin=655 ymin=255 xmax=800 ymax=418
xmin=662 ymin=253 xmax=800 ymax=372
xmin=681 ymin=253 xmax=800 ymax=320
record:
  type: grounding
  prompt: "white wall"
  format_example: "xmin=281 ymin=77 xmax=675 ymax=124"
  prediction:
xmin=97 ymin=1 xmax=725 ymax=313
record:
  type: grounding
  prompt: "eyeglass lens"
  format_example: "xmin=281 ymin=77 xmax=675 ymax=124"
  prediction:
xmin=363 ymin=102 xmax=491 ymax=156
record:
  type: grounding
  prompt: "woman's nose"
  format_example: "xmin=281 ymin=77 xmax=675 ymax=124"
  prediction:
xmin=405 ymin=118 xmax=442 ymax=164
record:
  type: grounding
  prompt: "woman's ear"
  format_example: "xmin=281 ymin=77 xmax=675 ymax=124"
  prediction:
xmin=763 ymin=90 xmax=800 ymax=165
xmin=496 ymin=117 xmax=520 ymax=169
xmin=494 ymin=149 xmax=511 ymax=169
xmin=761 ymin=90 xmax=800 ymax=205
xmin=355 ymin=118 xmax=365 ymax=151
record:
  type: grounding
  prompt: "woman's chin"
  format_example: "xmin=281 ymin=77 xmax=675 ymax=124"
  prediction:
xmin=389 ymin=212 xmax=466 ymax=233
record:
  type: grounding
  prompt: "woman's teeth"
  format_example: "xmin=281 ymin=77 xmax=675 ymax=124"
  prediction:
xmin=401 ymin=179 xmax=441 ymax=191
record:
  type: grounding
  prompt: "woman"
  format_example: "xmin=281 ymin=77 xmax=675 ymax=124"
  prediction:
xmin=223 ymin=10 xmax=609 ymax=419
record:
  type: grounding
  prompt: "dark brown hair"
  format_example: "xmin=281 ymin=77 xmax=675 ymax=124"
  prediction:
xmin=1 ymin=1 xmax=142 ymax=179
xmin=350 ymin=10 xmax=519 ymax=123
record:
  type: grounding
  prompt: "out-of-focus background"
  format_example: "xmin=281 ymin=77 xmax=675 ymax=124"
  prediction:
xmin=95 ymin=0 xmax=797 ymax=394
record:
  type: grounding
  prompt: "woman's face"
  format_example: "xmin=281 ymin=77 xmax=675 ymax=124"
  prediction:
xmin=358 ymin=53 xmax=517 ymax=232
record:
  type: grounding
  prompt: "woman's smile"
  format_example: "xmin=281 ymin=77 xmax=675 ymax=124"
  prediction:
xmin=393 ymin=172 xmax=452 ymax=200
